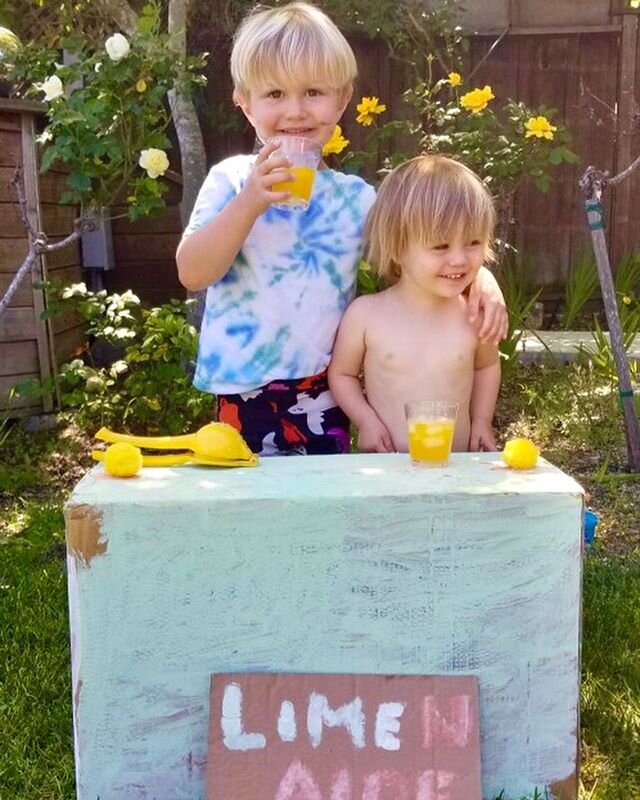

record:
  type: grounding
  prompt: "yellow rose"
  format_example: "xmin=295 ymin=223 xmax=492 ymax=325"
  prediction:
xmin=322 ymin=125 xmax=349 ymax=156
xmin=448 ymin=72 xmax=462 ymax=87
xmin=524 ymin=116 xmax=557 ymax=140
xmin=356 ymin=96 xmax=387 ymax=126
xmin=138 ymin=148 xmax=169 ymax=179
xmin=460 ymin=85 xmax=495 ymax=114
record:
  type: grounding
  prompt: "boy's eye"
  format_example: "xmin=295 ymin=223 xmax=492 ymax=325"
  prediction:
xmin=433 ymin=244 xmax=449 ymax=251
xmin=468 ymin=240 xmax=481 ymax=247
xmin=267 ymin=90 xmax=283 ymax=99
xmin=307 ymin=88 xmax=322 ymax=97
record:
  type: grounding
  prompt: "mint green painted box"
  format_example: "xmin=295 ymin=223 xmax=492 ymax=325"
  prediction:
xmin=64 ymin=452 xmax=584 ymax=800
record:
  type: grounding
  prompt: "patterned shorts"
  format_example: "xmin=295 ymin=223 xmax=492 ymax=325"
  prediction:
xmin=217 ymin=371 xmax=351 ymax=456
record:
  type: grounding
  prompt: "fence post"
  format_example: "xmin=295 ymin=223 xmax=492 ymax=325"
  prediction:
xmin=611 ymin=13 xmax=639 ymax=262
xmin=579 ymin=166 xmax=640 ymax=472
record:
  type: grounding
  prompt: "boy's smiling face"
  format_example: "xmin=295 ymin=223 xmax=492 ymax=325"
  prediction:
xmin=234 ymin=74 xmax=352 ymax=147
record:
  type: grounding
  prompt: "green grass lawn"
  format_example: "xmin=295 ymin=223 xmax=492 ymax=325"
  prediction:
xmin=1 ymin=361 xmax=639 ymax=799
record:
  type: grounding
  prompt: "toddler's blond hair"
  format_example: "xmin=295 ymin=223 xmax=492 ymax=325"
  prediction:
xmin=231 ymin=2 xmax=357 ymax=97
xmin=365 ymin=155 xmax=496 ymax=284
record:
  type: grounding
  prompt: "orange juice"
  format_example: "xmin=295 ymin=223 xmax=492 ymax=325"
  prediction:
xmin=408 ymin=418 xmax=455 ymax=465
xmin=272 ymin=166 xmax=316 ymax=207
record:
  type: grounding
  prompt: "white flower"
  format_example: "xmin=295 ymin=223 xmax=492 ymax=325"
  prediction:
xmin=36 ymin=129 xmax=53 ymax=144
xmin=36 ymin=75 xmax=64 ymax=101
xmin=105 ymin=33 xmax=130 ymax=62
xmin=139 ymin=148 xmax=169 ymax=179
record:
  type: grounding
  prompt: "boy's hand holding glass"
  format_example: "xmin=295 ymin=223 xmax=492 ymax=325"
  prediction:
xmin=242 ymin=141 xmax=296 ymax=214
xmin=267 ymin=136 xmax=322 ymax=210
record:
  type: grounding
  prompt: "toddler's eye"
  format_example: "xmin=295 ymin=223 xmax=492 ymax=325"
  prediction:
xmin=307 ymin=88 xmax=323 ymax=97
xmin=468 ymin=240 xmax=481 ymax=247
xmin=433 ymin=244 xmax=449 ymax=251
xmin=267 ymin=89 xmax=283 ymax=99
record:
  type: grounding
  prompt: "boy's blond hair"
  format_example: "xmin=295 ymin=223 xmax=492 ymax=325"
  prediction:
xmin=231 ymin=2 xmax=357 ymax=96
xmin=365 ymin=155 xmax=496 ymax=284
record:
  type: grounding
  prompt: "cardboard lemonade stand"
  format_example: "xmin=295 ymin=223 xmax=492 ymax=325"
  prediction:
xmin=64 ymin=449 xmax=583 ymax=799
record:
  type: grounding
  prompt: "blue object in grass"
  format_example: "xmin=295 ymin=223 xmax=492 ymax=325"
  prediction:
xmin=584 ymin=509 xmax=598 ymax=546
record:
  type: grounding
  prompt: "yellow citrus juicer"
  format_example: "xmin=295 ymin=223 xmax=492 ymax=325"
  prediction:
xmin=91 ymin=423 xmax=259 ymax=468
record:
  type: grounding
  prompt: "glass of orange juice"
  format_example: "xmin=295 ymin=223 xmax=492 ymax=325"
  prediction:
xmin=269 ymin=136 xmax=322 ymax=209
xmin=405 ymin=401 xmax=459 ymax=467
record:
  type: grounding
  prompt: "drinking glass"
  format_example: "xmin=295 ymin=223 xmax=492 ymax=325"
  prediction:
xmin=405 ymin=400 xmax=459 ymax=467
xmin=269 ymin=136 xmax=322 ymax=209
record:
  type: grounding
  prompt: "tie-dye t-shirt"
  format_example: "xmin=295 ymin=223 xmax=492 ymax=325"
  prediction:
xmin=183 ymin=155 xmax=376 ymax=394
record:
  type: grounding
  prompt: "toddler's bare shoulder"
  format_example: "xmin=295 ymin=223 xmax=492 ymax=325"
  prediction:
xmin=343 ymin=293 xmax=386 ymax=326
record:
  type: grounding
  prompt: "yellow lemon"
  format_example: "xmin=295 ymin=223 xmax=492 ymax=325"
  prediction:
xmin=502 ymin=437 xmax=539 ymax=470
xmin=103 ymin=442 xmax=143 ymax=477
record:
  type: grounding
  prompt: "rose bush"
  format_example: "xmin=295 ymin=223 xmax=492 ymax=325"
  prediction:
xmin=9 ymin=0 xmax=206 ymax=221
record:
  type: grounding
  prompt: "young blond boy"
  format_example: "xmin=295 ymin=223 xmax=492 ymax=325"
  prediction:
xmin=177 ymin=3 xmax=505 ymax=456
xmin=328 ymin=155 xmax=501 ymax=453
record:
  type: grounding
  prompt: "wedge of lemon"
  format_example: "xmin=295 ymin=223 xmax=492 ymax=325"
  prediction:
xmin=502 ymin=437 xmax=539 ymax=470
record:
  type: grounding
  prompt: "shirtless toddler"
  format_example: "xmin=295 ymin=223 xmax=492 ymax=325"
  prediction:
xmin=328 ymin=155 xmax=501 ymax=453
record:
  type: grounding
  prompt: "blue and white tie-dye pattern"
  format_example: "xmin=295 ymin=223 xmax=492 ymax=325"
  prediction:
xmin=183 ymin=154 xmax=376 ymax=394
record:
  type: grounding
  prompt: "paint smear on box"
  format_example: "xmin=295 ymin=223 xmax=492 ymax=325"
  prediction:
xmin=65 ymin=505 xmax=106 ymax=566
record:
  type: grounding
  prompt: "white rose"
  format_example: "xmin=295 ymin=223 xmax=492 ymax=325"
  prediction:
xmin=139 ymin=148 xmax=170 ymax=179
xmin=36 ymin=75 xmax=64 ymax=101
xmin=105 ymin=33 xmax=130 ymax=62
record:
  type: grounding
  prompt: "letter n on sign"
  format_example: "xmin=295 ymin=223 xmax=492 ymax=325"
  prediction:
xmin=205 ymin=673 xmax=481 ymax=799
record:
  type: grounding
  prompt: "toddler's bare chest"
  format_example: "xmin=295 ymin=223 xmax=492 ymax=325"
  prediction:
xmin=366 ymin=317 xmax=476 ymax=376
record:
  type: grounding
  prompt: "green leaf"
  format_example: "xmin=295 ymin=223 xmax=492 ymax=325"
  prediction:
xmin=534 ymin=175 xmax=551 ymax=193
xmin=548 ymin=147 xmax=565 ymax=165
xmin=39 ymin=147 xmax=58 ymax=172
xmin=68 ymin=172 xmax=91 ymax=193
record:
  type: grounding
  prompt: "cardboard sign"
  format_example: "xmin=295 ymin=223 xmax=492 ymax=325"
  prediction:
xmin=206 ymin=673 xmax=480 ymax=800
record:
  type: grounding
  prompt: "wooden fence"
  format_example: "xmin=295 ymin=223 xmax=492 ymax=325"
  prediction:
xmin=103 ymin=177 xmax=185 ymax=305
xmin=0 ymin=99 xmax=84 ymax=415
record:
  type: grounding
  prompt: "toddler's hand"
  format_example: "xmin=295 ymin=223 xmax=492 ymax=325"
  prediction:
xmin=240 ymin=141 xmax=293 ymax=214
xmin=357 ymin=416 xmax=395 ymax=453
xmin=469 ymin=420 xmax=497 ymax=452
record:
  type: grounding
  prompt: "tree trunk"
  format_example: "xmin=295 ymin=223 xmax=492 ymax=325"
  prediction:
xmin=92 ymin=0 xmax=138 ymax=35
xmin=168 ymin=0 xmax=208 ymax=226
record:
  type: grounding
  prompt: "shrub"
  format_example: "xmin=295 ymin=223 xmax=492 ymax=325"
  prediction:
xmin=39 ymin=283 xmax=212 ymax=435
